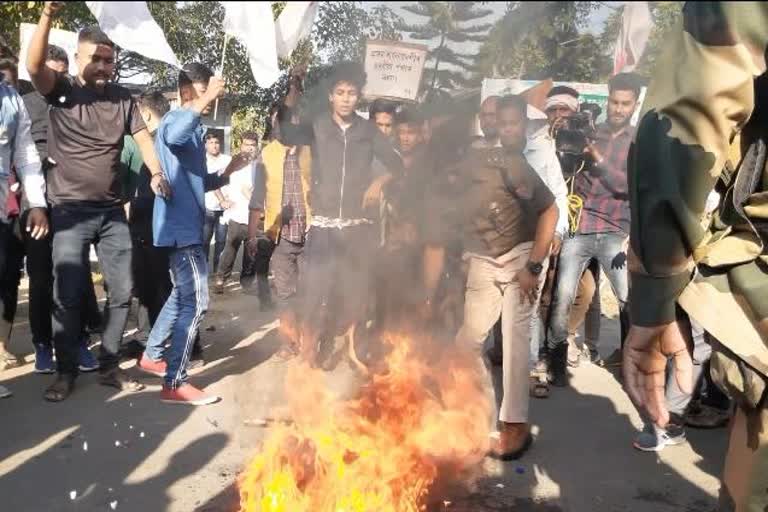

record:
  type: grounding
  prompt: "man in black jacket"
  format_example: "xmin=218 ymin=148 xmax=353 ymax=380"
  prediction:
xmin=296 ymin=62 xmax=403 ymax=368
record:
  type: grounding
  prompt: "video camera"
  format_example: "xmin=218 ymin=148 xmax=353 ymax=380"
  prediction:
xmin=553 ymin=102 xmax=602 ymax=178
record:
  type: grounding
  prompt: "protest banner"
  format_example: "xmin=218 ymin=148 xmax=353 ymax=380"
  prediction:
xmin=18 ymin=23 xmax=78 ymax=82
xmin=363 ymin=40 xmax=428 ymax=102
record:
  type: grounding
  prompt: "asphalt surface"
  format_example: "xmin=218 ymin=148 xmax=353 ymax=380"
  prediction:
xmin=0 ymin=279 xmax=727 ymax=512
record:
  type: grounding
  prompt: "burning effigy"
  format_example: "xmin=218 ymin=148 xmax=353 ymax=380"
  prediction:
xmin=238 ymin=334 xmax=490 ymax=511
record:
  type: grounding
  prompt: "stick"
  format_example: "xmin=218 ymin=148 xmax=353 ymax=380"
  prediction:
xmin=213 ymin=34 xmax=230 ymax=121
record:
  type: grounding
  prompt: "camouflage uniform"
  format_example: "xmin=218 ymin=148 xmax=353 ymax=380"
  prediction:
xmin=629 ymin=3 xmax=768 ymax=510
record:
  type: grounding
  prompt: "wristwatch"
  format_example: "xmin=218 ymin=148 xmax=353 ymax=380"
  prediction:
xmin=526 ymin=260 xmax=544 ymax=275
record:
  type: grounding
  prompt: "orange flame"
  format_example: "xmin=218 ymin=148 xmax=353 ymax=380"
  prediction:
xmin=238 ymin=333 xmax=491 ymax=512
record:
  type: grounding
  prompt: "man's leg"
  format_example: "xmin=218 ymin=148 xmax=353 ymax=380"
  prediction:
xmin=50 ymin=207 xmax=98 ymax=398
xmin=272 ymin=240 xmax=302 ymax=355
xmin=216 ymin=221 xmax=240 ymax=288
xmin=143 ymin=283 xmax=179 ymax=364
xmin=163 ymin=246 xmax=211 ymax=392
xmin=0 ymin=221 xmax=24 ymax=367
xmin=297 ymin=228 xmax=335 ymax=366
xmin=148 ymin=246 xmax=172 ymax=326
xmin=95 ymin=208 xmax=140 ymax=388
xmin=455 ymin=257 xmax=504 ymax=430
xmin=583 ymin=261 xmax=602 ymax=354
xmin=252 ymin=237 xmax=274 ymax=307
xmin=23 ymin=210 xmax=55 ymax=371
xmin=594 ymin=233 xmax=629 ymax=355
xmin=500 ymin=249 xmax=539 ymax=419
xmin=720 ymin=405 xmax=768 ymax=511
xmin=548 ymin=235 xmax=594 ymax=385
xmin=666 ymin=316 xmax=710 ymax=417
xmin=213 ymin=212 xmax=228 ymax=275
xmin=202 ymin=210 xmax=216 ymax=266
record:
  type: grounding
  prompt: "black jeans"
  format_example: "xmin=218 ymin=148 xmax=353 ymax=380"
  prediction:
xmin=51 ymin=206 xmax=132 ymax=376
xmin=203 ymin=210 xmax=228 ymax=274
xmin=0 ymin=218 xmax=24 ymax=328
xmin=132 ymin=238 xmax=171 ymax=328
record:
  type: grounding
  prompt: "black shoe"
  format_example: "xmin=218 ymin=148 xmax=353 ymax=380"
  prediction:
xmin=44 ymin=374 xmax=76 ymax=402
xmin=213 ymin=280 xmax=225 ymax=295
xmin=99 ymin=368 xmax=145 ymax=392
xmin=548 ymin=344 xmax=569 ymax=388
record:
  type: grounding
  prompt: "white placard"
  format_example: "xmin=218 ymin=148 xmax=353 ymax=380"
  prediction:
xmin=18 ymin=23 xmax=79 ymax=82
xmin=363 ymin=40 xmax=427 ymax=102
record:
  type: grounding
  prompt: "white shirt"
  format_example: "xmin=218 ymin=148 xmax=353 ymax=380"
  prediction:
xmin=204 ymin=153 xmax=231 ymax=211
xmin=222 ymin=163 xmax=253 ymax=225
xmin=524 ymin=121 xmax=569 ymax=237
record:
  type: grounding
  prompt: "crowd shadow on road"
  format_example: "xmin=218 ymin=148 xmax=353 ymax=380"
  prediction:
xmin=0 ymin=285 xmax=281 ymax=512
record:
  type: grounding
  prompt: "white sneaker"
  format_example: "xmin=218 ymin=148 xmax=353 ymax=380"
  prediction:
xmin=0 ymin=384 xmax=12 ymax=399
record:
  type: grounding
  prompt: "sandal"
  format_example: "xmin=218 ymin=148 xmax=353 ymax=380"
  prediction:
xmin=44 ymin=374 xmax=76 ymax=402
xmin=99 ymin=369 xmax=145 ymax=392
xmin=0 ymin=351 xmax=21 ymax=371
xmin=530 ymin=375 xmax=550 ymax=399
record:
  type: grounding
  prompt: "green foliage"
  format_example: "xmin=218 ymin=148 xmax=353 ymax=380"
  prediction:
xmin=475 ymin=2 xmax=605 ymax=83
xmin=397 ymin=2 xmax=492 ymax=96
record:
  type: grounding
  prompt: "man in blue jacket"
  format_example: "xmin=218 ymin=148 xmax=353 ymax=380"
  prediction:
xmin=137 ymin=63 xmax=250 ymax=405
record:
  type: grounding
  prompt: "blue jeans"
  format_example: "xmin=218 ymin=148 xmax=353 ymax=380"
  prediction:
xmin=51 ymin=206 xmax=132 ymax=375
xmin=203 ymin=211 xmax=228 ymax=274
xmin=549 ymin=233 xmax=629 ymax=350
xmin=145 ymin=245 xmax=209 ymax=389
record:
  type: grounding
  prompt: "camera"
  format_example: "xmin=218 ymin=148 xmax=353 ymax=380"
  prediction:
xmin=553 ymin=103 xmax=602 ymax=177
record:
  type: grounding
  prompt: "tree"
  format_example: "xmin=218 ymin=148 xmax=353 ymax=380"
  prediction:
xmin=398 ymin=2 xmax=493 ymax=97
xmin=474 ymin=2 xmax=605 ymax=83
xmin=0 ymin=1 xmax=406 ymax=142
xmin=313 ymin=2 xmax=402 ymax=65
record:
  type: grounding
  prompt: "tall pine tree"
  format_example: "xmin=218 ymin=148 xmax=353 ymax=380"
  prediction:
xmin=398 ymin=2 xmax=492 ymax=97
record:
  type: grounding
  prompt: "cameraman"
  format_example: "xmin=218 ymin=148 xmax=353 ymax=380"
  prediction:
xmin=547 ymin=73 xmax=640 ymax=388
xmin=540 ymin=87 xmax=603 ymax=371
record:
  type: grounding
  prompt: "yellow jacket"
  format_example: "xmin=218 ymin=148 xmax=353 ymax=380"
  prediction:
xmin=260 ymin=140 xmax=312 ymax=241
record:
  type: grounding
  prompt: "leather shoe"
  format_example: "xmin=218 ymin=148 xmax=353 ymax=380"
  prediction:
xmin=489 ymin=422 xmax=532 ymax=461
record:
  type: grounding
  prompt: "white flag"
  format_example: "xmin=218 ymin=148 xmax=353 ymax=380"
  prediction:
xmin=85 ymin=1 xmax=179 ymax=67
xmin=222 ymin=2 xmax=280 ymax=89
xmin=275 ymin=1 xmax=318 ymax=59
xmin=612 ymin=1 xmax=652 ymax=75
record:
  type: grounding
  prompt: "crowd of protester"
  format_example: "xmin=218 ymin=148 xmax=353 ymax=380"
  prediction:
xmin=0 ymin=3 xmax=733 ymax=461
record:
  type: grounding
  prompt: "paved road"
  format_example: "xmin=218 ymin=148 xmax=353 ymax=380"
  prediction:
xmin=0 ymin=281 xmax=727 ymax=512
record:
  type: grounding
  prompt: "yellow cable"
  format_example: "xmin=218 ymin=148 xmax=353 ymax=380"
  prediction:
xmin=566 ymin=160 xmax=586 ymax=235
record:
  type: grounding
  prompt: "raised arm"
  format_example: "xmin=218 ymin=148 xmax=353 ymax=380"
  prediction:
xmin=26 ymin=2 xmax=62 ymax=96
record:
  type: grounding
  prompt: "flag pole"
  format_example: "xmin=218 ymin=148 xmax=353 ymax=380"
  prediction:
xmin=213 ymin=34 xmax=230 ymax=121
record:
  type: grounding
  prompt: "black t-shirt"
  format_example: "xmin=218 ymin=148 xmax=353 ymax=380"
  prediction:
xmin=44 ymin=74 xmax=146 ymax=208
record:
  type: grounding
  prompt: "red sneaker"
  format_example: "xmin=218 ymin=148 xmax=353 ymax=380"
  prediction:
xmin=137 ymin=354 xmax=167 ymax=377
xmin=160 ymin=383 xmax=220 ymax=406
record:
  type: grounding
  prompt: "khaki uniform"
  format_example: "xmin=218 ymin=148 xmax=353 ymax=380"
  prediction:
xmin=628 ymin=3 xmax=768 ymax=510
